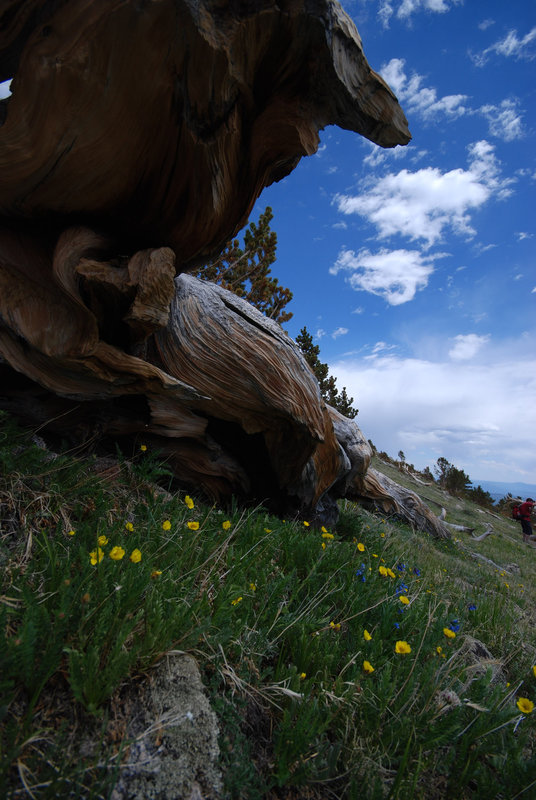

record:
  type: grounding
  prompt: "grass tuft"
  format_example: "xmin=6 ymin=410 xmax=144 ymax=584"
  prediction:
xmin=1 ymin=411 xmax=535 ymax=798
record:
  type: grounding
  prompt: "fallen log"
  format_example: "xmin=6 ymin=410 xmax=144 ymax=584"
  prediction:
xmin=0 ymin=1 xmax=456 ymax=537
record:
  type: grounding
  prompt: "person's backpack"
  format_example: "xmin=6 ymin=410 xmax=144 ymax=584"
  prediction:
xmin=512 ymin=505 xmax=522 ymax=520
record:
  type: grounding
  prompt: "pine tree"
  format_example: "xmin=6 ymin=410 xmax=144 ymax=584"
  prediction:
xmin=196 ymin=207 xmax=293 ymax=325
xmin=295 ymin=326 xmax=358 ymax=419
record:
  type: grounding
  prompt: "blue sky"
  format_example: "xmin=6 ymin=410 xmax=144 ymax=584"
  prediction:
xmin=1 ymin=0 xmax=534 ymax=485
xmin=255 ymin=0 xmax=536 ymax=484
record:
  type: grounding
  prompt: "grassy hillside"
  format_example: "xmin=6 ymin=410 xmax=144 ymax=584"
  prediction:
xmin=1 ymin=412 xmax=535 ymax=799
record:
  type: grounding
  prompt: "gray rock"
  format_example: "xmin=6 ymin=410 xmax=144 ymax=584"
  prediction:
xmin=111 ymin=654 xmax=222 ymax=800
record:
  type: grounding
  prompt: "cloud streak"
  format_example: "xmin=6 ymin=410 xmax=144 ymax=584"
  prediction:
xmin=472 ymin=26 xmax=536 ymax=66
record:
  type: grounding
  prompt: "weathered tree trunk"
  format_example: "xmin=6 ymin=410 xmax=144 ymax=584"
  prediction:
xmin=0 ymin=0 xmax=450 ymax=536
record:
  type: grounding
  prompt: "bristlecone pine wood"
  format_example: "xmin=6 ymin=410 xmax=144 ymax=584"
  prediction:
xmin=0 ymin=0 xmax=449 ymax=535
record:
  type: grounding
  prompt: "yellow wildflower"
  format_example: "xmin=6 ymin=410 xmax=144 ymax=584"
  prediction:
xmin=264 ymin=528 xmax=272 ymax=533
xmin=89 ymin=547 xmax=104 ymax=565
xmin=97 ymin=535 xmax=108 ymax=546
xmin=222 ymin=520 xmax=231 ymax=530
xmin=125 ymin=522 xmax=134 ymax=532
xmin=516 ymin=698 xmax=534 ymax=714
xmin=364 ymin=629 xmax=372 ymax=641
xmin=357 ymin=542 xmax=365 ymax=552
xmin=303 ymin=521 xmax=310 ymax=527
xmin=436 ymin=646 xmax=443 ymax=655
xmin=299 ymin=672 xmax=307 ymax=680
xmin=109 ymin=546 xmax=125 ymax=561
xmin=321 ymin=526 xmax=328 ymax=533
xmin=249 ymin=582 xmax=257 ymax=592
xmin=231 ymin=596 xmax=242 ymax=606
xmin=386 ymin=568 xmax=396 ymax=579
xmin=363 ymin=660 xmax=375 ymax=674
xmin=185 ymin=495 xmax=194 ymax=510
xmin=322 ymin=532 xmax=334 ymax=539
xmin=372 ymin=553 xmax=378 ymax=558
xmin=399 ymin=595 xmax=410 ymax=605
xmin=129 ymin=549 xmax=142 ymax=563
xmin=140 ymin=444 xmax=147 ymax=452
xmin=443 ymin=628 xmax=456 ymax=639
xmin=321 ymin=542 xmax=326 ymax=550
xmin=162 ymin=520 xmax=171 ymax=531
xmin=379 ymin=565 xmax=388 ymax=577
xmin=187 ymin=521 xmax=199 ymax=531
xmin=329 ymin=621 xmax=341 ymax=631
xmin=532 ymin=665 xmax=536 ymax=678
xmin=67 ymin=529 xmax=76 ymax=536
xmin=395 ymin=641 xmax=412 ymax=654
xmin=151 ymin=570 xmax=162 ymax=578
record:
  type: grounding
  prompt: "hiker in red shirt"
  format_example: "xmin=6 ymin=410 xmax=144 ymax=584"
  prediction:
xmin=518 ymin=498 xmax=536 ymax=543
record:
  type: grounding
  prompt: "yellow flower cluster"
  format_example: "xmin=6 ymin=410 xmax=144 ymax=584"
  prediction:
xmin=89 ymin=539 xmax=142 ymax=565
xmin=379 ymin=565 xmax=396 ymax=578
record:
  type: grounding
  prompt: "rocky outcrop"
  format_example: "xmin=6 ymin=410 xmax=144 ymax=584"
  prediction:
xmin=0 ymin=1 xmax=448 ymax=535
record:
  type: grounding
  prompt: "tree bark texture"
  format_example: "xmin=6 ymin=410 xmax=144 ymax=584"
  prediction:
xmin=0 ymin=0 xmax=450 ymax=535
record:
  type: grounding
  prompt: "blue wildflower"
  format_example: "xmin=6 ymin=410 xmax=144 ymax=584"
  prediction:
xmin=397 ymin=563 xmax=406 ymax=572
xmin=395 ymin=583 xmax=408 ymax=595
xmin=468 ymin=603 xmax=476 ymax=611
xmin=448 ymin=619 xmax=460 ymax=632
xmin=355 ymin=563 xmax=366 ymax=582
xmin=393 ymin=622 xmax=400 ymax=629
xmin=413 ymin=567 xmax=421 ymax=576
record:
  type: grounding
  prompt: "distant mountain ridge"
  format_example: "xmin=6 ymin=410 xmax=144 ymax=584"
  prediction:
xmin=470 ymin=480 xmax=536 ymax=503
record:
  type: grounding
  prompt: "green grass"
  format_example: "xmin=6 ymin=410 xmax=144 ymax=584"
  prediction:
xmin=1 ymin=411 xmax=535 ymax=799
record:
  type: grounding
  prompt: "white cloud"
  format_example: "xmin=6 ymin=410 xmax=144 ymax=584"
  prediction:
xmin=480 ymin=99 xmax=524 ymax=141
xmin=315 ymin=328 xmax=326 ymax=339
xmin=472 ymin=27 xmax=536 ymax=66
xmin=330 ymin=247 xmax=439 ymax=305
xmin=448 ymin=334 xmax=490 ymax=361
xmin=352 ymin=306 xmax=365 ymax=315
xmin=478 ymin=19 xmax=495 ymax=32
xmin=516 ymin=232 xmax=533 ymax=241
xmin=334 ymin=141 xmax=511 ymax=246
xmin=332 ymin=327 xmax=349 ymax=339
xmin=381 ymin=59 xmax=469 ymax=121
xmin=380 ymin=59 xmax=525 ymax=143
xmin=379 ymin=0 xmax=461 ymax=27
xmin=329 ymin=340 xmax=536 ymax=481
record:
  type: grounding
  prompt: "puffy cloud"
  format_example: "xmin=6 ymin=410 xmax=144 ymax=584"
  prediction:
xmin=480 ymin=99 xmax=524 ymax=141
xmin=472 ymin=27 xmax=536 ymax=66
xmin=329 ymin=341 xmax=536 ymax=481
xmin=380 ymin=59 xmax=469 ymax=120
xmin=330 ymin=248 xmax=439 ymax=305
xmin=448 ymin=334 xmax=490 ymax=361
xmin=334 ymin=141 xmax=510 ymax=246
